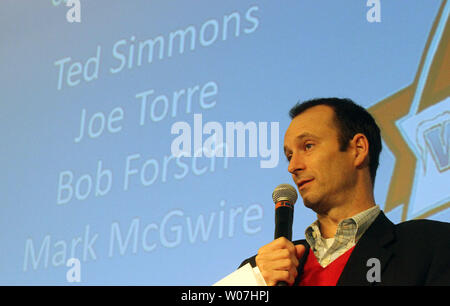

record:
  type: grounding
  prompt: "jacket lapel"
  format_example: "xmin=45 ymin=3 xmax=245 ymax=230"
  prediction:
xmin=293 ymin=240 xmax=310 ymax=286
xmin=337 ymin=211 xmax=395 ymax=285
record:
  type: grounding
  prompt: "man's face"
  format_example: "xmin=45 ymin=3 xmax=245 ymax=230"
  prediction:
xmin=283 ymin=105 xmax=356 ymax=213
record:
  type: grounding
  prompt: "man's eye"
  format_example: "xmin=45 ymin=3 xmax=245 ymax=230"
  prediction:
xmin=305 ymin=143 xmax=314 ymax=150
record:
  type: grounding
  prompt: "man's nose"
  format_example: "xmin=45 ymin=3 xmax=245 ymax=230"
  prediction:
xmin=288 ymin=152 xmax=305 ymax=174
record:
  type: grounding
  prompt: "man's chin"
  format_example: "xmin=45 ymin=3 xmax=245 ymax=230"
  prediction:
xmin=302 ymin=196 xmax=328 ymax=214
xmin=302 ymin=196 xmax=316 ymax=210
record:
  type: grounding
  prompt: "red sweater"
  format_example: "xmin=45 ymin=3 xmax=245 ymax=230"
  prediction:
xmin=299 ymin=246 xmax=355 ymax=286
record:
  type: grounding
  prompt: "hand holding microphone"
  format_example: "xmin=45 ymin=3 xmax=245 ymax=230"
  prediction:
xmin=255 ymin=184 xmax=306 ymax=286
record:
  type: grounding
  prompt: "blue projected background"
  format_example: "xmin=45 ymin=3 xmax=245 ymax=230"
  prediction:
xmin=1 ymin=0 xmax=449 ymax=285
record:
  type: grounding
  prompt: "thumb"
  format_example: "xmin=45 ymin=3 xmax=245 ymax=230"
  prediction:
xmin=295 ymin=244 xmax=306 ymax=259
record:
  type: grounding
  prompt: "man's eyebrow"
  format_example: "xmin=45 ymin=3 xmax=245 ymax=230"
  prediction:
xmin=295 ymin=132 xmax=320 ymax=141
xmin=284 ymin=132 xmax=320 ymax=156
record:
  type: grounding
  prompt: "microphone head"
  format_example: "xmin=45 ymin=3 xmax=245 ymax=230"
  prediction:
xmin=272 ymin=184 xmax=298 ymax=206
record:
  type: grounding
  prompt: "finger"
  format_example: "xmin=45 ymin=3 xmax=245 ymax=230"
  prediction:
xmin=258 ymin=248 xmax=297 ymax=264
xmin=265 ymin=270 xmax=292 ymax=286
xmin=270 ymin=258 xmax=298 ymax=272
xmin=258 ymin=239 xmax=296 ymax=261
xmin=268 ymin=269 xmax=297 ymax=286
xmin=256 ymin=254 xmax=297 ymax=276
xmin=273 ymin=237 xmax=296 ymax=251
xmin=273 ymin=247 xmax=299 ymax=267
xmin=287 ymin=265 xmax=298 ymax=285
xmin=260 ymin=237 xmax=295 ymax=252
xmin=272 ymin=259 xmax=298 ymax=281
xmin=295 ymin=244 xmax=306 ymax=259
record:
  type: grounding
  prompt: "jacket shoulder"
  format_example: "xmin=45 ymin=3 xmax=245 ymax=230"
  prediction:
xmin=391 ymin=218 xmax=450 ymax=285
xmin=394 ymin=218 xmax=450 ymax=241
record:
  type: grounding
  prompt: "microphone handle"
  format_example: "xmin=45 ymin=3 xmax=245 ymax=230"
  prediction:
xmin=274 ymin=205 xmax=294 ymax=286
xmin=274 ymin=206 xmax=293 ymax=241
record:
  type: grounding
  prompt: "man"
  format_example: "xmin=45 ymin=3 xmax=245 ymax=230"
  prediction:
xmin=240 ymin=98 xmax=450 ymax=286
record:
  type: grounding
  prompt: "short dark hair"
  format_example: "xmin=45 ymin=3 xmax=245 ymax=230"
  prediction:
xmin=289 ymin=97 xmax=382 ymax=185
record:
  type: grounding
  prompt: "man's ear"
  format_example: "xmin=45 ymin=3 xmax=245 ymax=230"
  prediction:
xmin=351 ymin=133 xmax=370 ymax=168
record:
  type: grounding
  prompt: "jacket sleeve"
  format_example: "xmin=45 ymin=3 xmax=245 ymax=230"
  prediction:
xmin=425 ymin=221 xmax=450 ymax=285
xmin=238 ymin=254 xmax=257 ymax=269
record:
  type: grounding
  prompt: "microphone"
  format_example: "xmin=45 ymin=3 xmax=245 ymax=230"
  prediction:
xmin=272 ymin=183 xmax=298 ymax=286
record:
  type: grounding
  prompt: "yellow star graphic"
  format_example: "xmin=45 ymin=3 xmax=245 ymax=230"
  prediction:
xmin=369 ymin=0 xmax=450 ymax=221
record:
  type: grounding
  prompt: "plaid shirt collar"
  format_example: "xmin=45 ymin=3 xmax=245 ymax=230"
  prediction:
xmin=305 ymin=205 xmax=381 ymax=266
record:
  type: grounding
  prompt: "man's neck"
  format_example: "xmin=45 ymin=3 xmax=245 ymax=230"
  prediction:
xmin=316 ymin=202 xmax=376 ymax=238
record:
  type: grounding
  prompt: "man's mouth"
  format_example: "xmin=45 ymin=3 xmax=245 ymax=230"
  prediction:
xmin=297 ymin=179 xmax=314 ymax=190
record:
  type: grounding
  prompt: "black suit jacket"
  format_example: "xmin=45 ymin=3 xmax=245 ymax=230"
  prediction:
xmin=239 ymin=212 xmax=450 ymax=285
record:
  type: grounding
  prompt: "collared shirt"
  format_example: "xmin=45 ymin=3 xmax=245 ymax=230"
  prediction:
xmin=305 ymin=205 xmax=381 ymax=267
